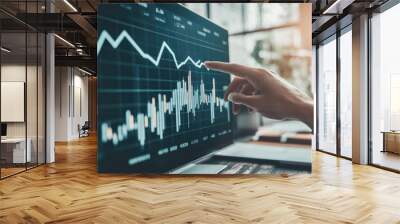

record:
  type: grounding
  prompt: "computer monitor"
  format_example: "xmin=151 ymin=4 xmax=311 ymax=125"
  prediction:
xmin=1 ymin=123 xmax=7 ymax=137
xmin=97 ymin=3 xmax=232 ymax=173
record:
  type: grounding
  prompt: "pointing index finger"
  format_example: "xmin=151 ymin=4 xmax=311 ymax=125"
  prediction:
xmin=204 ymin=61 xmax=264 ymax=87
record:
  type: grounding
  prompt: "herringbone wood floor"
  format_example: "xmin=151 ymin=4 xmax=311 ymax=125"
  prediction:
xmin=1 ymin=135 xmax=400 ymax=224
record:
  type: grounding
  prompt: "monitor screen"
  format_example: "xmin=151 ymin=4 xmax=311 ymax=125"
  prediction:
xmin=97 ymin=3 xmax=233 ymax=173
xmin=1 ymin=123 xmax=7 ymax=137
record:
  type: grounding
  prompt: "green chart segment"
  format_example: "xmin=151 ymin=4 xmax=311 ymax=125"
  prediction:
xmin=97 ymin=3 xmax=232 ymax=173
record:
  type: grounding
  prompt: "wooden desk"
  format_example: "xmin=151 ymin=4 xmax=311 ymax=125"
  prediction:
xmin=382 ymin=131 xmax=400 ymax=154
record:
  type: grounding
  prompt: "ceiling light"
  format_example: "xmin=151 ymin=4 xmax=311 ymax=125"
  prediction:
xmin=76 ymin=48 xmax=84 ymax=55
xmin=54 ymin=34 xmax=75 ymax=48
xmin=1 ymin=47 xmax=11 ymax=53
xmin=78 ymin=67 xmax=92 ymax=76
xmin=63 ymin=0 xmax=78 ymax=12
xmin=322 ymin=0 xmax=354 ymax=15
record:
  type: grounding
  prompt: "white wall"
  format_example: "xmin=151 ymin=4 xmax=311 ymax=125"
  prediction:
xmin=55 ymin=67 xmax=69 ymax=141
xmin=1 ymin=65 xmax=39 ymax=138
xmin=1 ymin=65 xmax=26 ymax=139
xmin=55 ymin=67 xmax=89 ymax=141
xmin=71 ymin=72 xmax=89 ymax=138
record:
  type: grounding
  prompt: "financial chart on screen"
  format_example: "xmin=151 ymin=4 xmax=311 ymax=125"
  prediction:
xmin=97 ymin=3 xmax=232 ymax=172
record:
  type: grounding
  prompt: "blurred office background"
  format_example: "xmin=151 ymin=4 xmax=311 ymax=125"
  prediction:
xmin=186 ymin=3 xmax=313 ymax=143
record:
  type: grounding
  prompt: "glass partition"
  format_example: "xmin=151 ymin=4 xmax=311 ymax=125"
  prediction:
xmin=0 ymin=1 xmax=46 ymax=179
xmin=1 ymin=30 xmax=27 ymax=177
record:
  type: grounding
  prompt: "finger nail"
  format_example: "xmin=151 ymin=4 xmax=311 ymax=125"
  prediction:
xmin=227 ymin=93 xmax=234 ymax=102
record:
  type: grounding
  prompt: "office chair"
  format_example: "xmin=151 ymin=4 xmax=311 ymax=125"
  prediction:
xmin=79 ymin=121 xmax=90 ymax=138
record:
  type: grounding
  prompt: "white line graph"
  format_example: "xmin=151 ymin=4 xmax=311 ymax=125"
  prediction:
xmin=101 ymin=70 xmax=230 ymax=146
xmin=97 ymin=30 xmax=207 ymax=69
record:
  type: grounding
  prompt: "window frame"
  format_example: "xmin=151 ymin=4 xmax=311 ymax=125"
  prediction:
xmin=314 ymin=21 xmax=353 ymax=161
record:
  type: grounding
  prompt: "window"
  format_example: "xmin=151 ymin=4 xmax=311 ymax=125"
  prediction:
xmin=184 ymin=4 xmax=208 ymax=18
xmin=211 ymin=3 xmax=313 ymax=132
xmin=370 ymin=3 xmax=400 ymax=171
xmin=317 ymin=36 xmax=337 ymax=154
xmin=339 ymin=28 xmax=352 ymax=158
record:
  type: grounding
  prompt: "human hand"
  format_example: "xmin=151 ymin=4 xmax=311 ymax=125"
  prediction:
xmin=204 ymin=61 xmax=313 ymax=129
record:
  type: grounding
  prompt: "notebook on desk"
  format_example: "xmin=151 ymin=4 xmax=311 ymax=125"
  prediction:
xmin=214 ymin=142 xmax=311 ymax=166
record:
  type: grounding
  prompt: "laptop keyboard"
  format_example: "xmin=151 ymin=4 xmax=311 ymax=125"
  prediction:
xmin=200 ymin=158 xmax=310 ymax=175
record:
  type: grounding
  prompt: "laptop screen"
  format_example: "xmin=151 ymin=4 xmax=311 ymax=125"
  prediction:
xmin=97 ymin=3 xmax=233 ymax=173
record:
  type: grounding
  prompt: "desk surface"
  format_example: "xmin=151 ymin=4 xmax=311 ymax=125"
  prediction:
xmin=1 ymin=138 xmax=27 ymax=143
xmin=381 ymin=131 xmax=400 ymax=134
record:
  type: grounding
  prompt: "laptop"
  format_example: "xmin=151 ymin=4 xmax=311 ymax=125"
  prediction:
xmin=97 ymin=3 xmax=311 ymax=174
